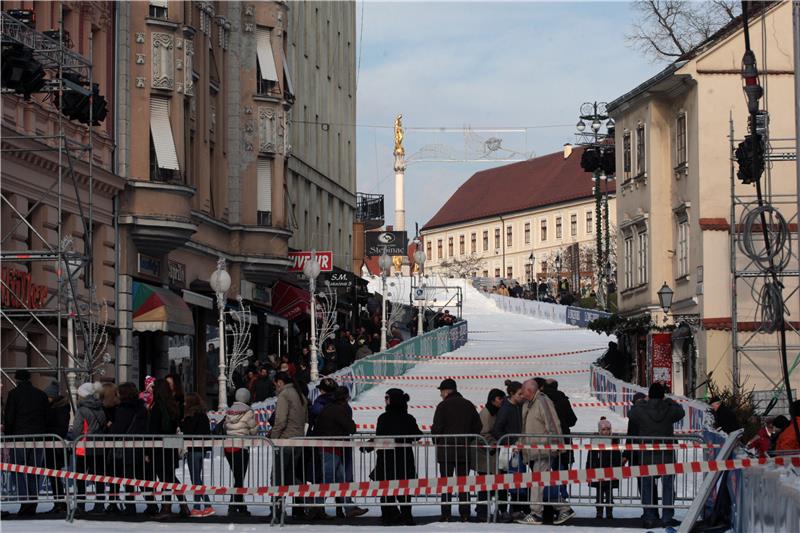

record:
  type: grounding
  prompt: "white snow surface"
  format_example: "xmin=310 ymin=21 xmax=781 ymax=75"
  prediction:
xmin=4 ymin=278 xmax=683 ymax=532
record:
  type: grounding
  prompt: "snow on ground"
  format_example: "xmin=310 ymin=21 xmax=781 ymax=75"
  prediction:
xmin=3 ymin=278 xmax=683 ymax=532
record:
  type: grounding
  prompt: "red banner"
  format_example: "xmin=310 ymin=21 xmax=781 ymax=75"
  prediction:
xmin=287 ymin=251 xmax=333 ymax=273
xmin=648 ymin=332 xmax=673 ymax=390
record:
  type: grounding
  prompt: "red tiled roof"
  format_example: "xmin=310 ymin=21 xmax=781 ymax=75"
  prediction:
xmin=421 ymin=147 xmax=612 ymax=231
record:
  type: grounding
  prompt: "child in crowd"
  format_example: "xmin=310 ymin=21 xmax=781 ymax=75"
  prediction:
xmin=587 ymin=417 xmax=622 ymax=519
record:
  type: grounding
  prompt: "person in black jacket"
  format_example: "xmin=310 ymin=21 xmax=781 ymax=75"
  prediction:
xmin=541 ymin=379 xmax=577 ymax=512
xmin=309 ymin=386 xmax=367 ymax=519
xmin=147 ymin=379 xmax=185 ymax=519
xmin=180 ymin=393 xmax=214 ymax=517
xmin=586 ymin=417 xmax=622 ymax=519
xmin=370 ymin=388 xmax=422 ymax=526
xmin=335 ymin=329 xmax=356 ymax=370
xmin=43 ymin=381 xmax=71 ymax=513
xmin=4 ymin=370 xmax=49 ymax=516
xmin=252 ymin=366 xmax=276 ymax=402
xmin=109 ymin=382 xmax=147 ymax=514
xmin=625 ymin=383 xmax=685 ymax=529
xmin=431 ymin=379 xmax=482 ymax=522
xmin=492 ymin=380 xmax=526 ymax=521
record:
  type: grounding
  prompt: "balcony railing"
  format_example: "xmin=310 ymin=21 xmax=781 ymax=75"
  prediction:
xmin=356 ymin=193 xmax=384 ymax=229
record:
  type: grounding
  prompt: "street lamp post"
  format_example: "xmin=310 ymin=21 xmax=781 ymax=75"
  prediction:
xmin=209 ymin=258 xmax=231 ymax=410
xmin=413 ymin=247 xmax=426 ymax=335
xmin=379 ymin=250 xmax=393 ymax=351
xmin=528 ymin=253 xmax=535 ymax=296
xmin=576 ymin=102 xmax=615 ymax=304
xmin=303 ymin=251 xmax=322 ymax=381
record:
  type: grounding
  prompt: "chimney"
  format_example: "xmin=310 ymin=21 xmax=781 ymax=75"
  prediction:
xmin=563 ymin=143 xmax=573 ymax=159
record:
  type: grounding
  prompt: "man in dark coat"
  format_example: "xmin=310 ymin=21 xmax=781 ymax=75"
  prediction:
xmin=625 ymin=383 xmax=685 ymax=529
xmin=541 ymin=379 xmax=578 ymax=513
xmin=335 ymin=330 xmax=356 ymax=370
xmin=252 ymin=366 xmax=276 ymax=403
xmin=43 ymin=382 xmax=71 ymax=512
xmin=709 ymin=397 xmax=741 ymax=434
xmin=3 ymin=370 xmax=49 ymax=516
xmin=431 ymin=379 xmax=482 ymax=522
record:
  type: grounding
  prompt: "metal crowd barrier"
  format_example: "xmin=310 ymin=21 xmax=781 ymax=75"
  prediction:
xmin=270 ymin=433 xmax=493 ymax=524
xmin=67 ymin=434 xmax=277 ymax=521
xmin=1 ymin=434 xmax=70 ymax=512
xmin=494 ymin=432 xmax=708 ymax=519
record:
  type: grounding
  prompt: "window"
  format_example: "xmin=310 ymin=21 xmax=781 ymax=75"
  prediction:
xmin=426 ymin=241 xmax=432 ymax=260
xmin=636 ymin=123 xmax=646 ymax=176
xmin=494 ymin=268 xmax=500 ymax=278
xmin=507 ymin=266 xmax=513 ymax=279
xmin=624 ymin=236 xmax=634 ymax=289
xmin=540 ymin=220 xmax=547 ymax=241
xmin=524 ymin=263 xmax=532 ymax=282
xmin=524 ymin=222 xmax=530 ymax=244
xmin=257 ymin=159 xmax=273 ymax=226
xmin=483 ymin=270 xmax=489 ymax=278
xmin=494 ymin=228 xmax=500 ymax=250
xmin=506 ymin=226 xmax=513 ymax=247
xmin=676 ymin=113 xmax=687 ymax=167
xmin=149 ymin=97 xmax=180 ymax=182
xmin=623 ymin=131 xmax=632 ymax=178
xmin=448 ymin=237 xmax=453 ymax=257
xmin=570 ymin=214 xmax=577 ymax=237
xmin=437 ymin=239 xmax=443 ymax=259
xmin=637 ymin=231 xmax=648 ymax=285
xmin=149 ymin=0 xmax=168 ymax=19
xmin=470 ymin=233 xmax=476 ymax=254
xmin=482 ymin=230 xmax=489 ymax=251
xmin=459 ymin=235 xmax=465 ymax=255
xmin=677 ymin=219 xmax=689 ymax=277
xmin=540 ymin=260 xmax=547 ymax=273
xmin=586 ymin=212 xmax=593 ymax=233
xmin=256 ymin=27 xmax=279 ymax=94
xmin=555 ymin=217 xmax=562 ymax=239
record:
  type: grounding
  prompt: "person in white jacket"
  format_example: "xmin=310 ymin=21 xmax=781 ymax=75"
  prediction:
xmin=224 ymin=388 xmax=257 ymax=516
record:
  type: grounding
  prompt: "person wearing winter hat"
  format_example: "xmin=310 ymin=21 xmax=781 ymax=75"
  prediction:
xmin=587 ymin=417 xmax=622 ymax=519
xmin=371 ymin=388 xmax=422 ymax=526
xmin=72 ymin=382 xmax=108 ymax=514
xmin=139 ymin=375 xmax=155 ymax=409
xmin=224 ymin=388 xmax=257 ymax=516
xmin=476 ymin=388 xmax=506 ymax=521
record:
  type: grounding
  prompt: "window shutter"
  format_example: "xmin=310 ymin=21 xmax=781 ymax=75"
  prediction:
xmin=256 ymin=28 xmax=279 ymax=82
xmin=149 ymin=97 xmax=180 ymax=171
xmin=257 ymin=159 xmax=273 ymax=213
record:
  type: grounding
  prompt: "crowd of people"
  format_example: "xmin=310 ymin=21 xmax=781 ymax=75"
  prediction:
xmin=484 ymin=279 xmax=583 ymax=306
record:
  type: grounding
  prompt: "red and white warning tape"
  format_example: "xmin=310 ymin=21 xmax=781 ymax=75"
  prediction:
xmin=3 ymin=454 xmax=796 ymax=498
xmin=391 ymin=347 xmax=606 ymax=361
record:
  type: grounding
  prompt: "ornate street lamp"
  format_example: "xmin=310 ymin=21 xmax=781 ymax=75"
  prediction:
xmin=657 ymin=282 xmax=674 ymax=315
xmin=413 ymin=247 xmax=426 ymax=336
xmin=378 ymin=251 xmax=393 ymax=351
xmin=209 ymin=258 xmax=231 ymax=409
xmin=303 ymin=250 xmax=322 ymax=381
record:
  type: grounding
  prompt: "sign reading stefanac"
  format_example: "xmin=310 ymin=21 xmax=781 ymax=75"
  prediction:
xmin=365 ymin=230 xmax=407 ymax=256
xmin=287 ymin=251 xmax=333 ymax=272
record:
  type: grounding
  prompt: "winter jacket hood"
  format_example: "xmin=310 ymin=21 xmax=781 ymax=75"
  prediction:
xmin=225 ymin=402 xmax=257 ymax=436
xmin=71 ymin=395 xmax=107 ymax=438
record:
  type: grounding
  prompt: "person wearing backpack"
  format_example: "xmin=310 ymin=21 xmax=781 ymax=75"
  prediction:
xmin=224 ymin=388 xmax=257 ymax=517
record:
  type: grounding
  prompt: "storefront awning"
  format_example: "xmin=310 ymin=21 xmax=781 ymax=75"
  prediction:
xmin=132 ymin=281 xmax=194 ymax=335
xmin=271 ymin=281 xmax=310 ymax=321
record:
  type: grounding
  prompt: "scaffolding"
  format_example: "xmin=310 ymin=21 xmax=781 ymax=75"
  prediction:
xmin=729 ymin=117 xmax=800 ymax=413
xmin=1 ymin=10 xmax=103 ymax=409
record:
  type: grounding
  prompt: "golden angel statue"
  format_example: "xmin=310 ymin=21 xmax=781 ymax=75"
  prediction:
xmin=394 ymin=114 xmax=404 ymax=156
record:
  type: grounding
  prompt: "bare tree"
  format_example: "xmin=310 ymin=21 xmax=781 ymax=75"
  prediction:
xmin=627 ymin=0 xmax=739 ymax=61
xmin=439 ymin=254 xmax=486 ymax=278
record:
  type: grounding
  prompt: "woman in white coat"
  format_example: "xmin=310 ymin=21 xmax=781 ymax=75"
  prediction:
xmin=224 ymin=388 xmax=257 ymax=516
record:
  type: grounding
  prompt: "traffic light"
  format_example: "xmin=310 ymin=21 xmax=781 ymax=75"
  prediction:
xmin=734 ymin=134 xmax=764 ymax=185
xmin=1 ymin=44 xmax=46 ymax=100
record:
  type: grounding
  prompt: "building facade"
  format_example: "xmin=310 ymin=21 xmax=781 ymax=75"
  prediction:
xmin=608 ymin=1 xmax=798 ymax=395
xmin=1 ymin=1 xmax=123 ymax=396
xmin=115 ymin=1 xmax=296 ymax=399
xmin=421 ymin=148 xmax=616 ymax=295
xmin=286 ymin=1 xmax=356 ymax=271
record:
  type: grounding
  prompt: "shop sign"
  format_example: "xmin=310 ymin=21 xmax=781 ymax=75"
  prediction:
xmin=1 ymin=268 xmax=48 ymax=309
xmin=326 ymin=271 xmax=353 ymax=290
xmin=240 ymin=279 xmax=272 ymax=305
xmin=137 ymin=253 xmax=161 ymax=279
xmin=168 ymin=260 xmax=186 ymax=288
xmin=288 ymin=251 xmax=333 ymax=272
xmin=365 ymin=231 xmax=407 ymax=256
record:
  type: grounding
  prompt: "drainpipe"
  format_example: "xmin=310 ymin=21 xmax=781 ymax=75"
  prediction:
xmin=499 ymin=215 xmax=506 ymax=278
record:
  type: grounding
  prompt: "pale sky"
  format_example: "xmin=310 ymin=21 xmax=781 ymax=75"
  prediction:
xmin=354 ymin=1 xmax=666 ymax=234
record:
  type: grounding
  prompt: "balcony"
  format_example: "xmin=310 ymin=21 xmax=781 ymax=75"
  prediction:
xmin=356 ymin=192 xmax=384 ymax=230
